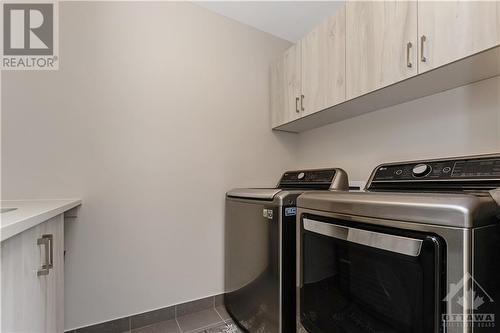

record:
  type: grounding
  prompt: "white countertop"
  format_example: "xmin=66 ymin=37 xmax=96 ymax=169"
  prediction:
xmin=1 ymin=199 xmax=82 ymax=242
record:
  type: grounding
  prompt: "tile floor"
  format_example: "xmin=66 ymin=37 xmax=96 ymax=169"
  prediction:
xmin=131 ymin=306 xmax=243 ymax=333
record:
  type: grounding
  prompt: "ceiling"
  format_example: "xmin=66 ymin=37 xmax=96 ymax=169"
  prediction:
xmin=194 ymin=1 xmax=345 ymax=42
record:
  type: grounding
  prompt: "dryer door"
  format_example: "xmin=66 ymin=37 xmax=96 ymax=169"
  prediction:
xmin=298 ymin=214 xmax=444 ymax=333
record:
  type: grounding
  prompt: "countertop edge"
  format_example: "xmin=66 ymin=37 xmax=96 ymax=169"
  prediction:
xmin=1 ymin=200 xmax=82 ymax=242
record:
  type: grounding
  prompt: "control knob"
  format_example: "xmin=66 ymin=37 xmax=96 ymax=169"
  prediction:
xmin=297 ymin=172 xmax=305 ymax=180
xmin=412 ymin=164 xmax=431 ymax=177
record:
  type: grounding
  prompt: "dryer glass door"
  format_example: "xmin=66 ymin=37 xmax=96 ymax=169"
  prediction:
xmin=299 ymin=215 xmax=444 ymax=333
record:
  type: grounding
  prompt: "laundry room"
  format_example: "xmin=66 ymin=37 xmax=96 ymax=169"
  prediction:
xmin=1 ymin=1 xmax=500 ymax=333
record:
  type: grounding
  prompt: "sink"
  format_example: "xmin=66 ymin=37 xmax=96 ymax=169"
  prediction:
xmin=1 ymin=208 xmax=17 ymax=214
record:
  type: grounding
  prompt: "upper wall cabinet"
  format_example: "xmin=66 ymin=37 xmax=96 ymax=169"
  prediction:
xmin=271 ymin=1 xmax=500 ymax=132
xmin=270 ymin=8 xmax=345 ymax=128
xmin=346 ymin=1 xmax=418 ymax=99
xmin=301 ymin=7 xmax=346 ymax=116
xmin=418 ymin=1 xmax=500 ymax=73
xmin=270 ymin=57 xmax=285 ymax=128
xmin=284 ymin=42 xmax=302 ymax=123
xmin=270 ymin=42 xmax=301 ymax=128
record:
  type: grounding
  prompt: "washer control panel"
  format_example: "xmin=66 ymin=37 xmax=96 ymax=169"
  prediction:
xmin=371 ymin=156 xmax=500 ymax=182
xmin=280 ymin=169 xmax=336 ymax=184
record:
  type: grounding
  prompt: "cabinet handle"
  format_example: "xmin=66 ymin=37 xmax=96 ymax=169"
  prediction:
xmin=295 ymin=97 xmax=300 ymax=113
xmin=406 ymin=42 xmax=413 ymax=68
xmin=300 ymin=95 xmax=305 ymax=111
xmin=420 ymin=35 xmax=427 ymax=62
xmin=47 ymin=234 xmax=54 ymax=269
xmin=37 ymin=234 xmax=53 ymax=276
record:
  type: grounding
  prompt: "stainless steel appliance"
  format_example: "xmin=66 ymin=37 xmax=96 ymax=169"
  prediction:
xmin=297 ymin=154 xmax=500 ymax=333
xmin=225 ymin=168 xmax=349 ymax=333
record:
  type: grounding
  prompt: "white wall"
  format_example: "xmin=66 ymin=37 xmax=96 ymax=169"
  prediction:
xmin=1 ymin=2 xmax=296 ymax=329
xmin=296 ymin=76 xmax=500 ymax=182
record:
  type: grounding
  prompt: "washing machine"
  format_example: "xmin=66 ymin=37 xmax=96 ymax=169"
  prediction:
xmin=225 ymin=168 xmax=349 ymax=333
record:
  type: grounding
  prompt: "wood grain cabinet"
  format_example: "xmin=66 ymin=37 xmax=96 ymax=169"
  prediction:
xmin=301 ymin=6 xmax=346 ymax=116
xmin=284 ymin=41 xmax=302 ymax=123
xmin=271 ymin=8 xmax=345 ymax=128
xmin=418 ymin=1 xmax=500 ymax=73
xmin=270 ymin=56 xmax=285 ymax=128
xmin=270 ymin=1 xmax=500 ymax=131
xmin=1 ymin=215 xmax=65 ymax=333
xmin=346 ymin=1 xmax=418 ymax=99
xmin=270 ymin=42 xmax=301 ymax=128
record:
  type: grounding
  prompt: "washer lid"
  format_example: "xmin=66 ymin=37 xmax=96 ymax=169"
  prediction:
xmin=227 ymin=188 xmax=282 ymax=201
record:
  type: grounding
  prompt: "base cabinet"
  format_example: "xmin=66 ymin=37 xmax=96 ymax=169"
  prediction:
xmin=1 ymin=215 xmax=64 ymax=333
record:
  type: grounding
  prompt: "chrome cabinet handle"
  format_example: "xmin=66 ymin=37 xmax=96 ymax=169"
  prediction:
xmin=47 ymin=234 xmax=53 ymax=269
xmin=406 ymin=42 xmax=413 ymax=68
xmin=37 ymin=234 xmax=53 ymax=276
xmin=295 ymin=97 xmax=300 ymax=113
xmin=420 ymin=35 xmax=427 ymax=62
xmin=300 ymin=94 xmax=305 ymax=111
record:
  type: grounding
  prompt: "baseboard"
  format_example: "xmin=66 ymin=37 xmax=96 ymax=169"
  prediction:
xmin=65 ymin=293 xmax=224 ymax=333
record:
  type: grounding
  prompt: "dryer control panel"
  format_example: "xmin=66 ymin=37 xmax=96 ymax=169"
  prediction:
xmin=368 ymin=155 xmax=500 ymax=191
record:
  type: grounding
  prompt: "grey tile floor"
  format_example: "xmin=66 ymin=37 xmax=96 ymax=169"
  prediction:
xmin=131 ymin=306 xmax=243 ymax=333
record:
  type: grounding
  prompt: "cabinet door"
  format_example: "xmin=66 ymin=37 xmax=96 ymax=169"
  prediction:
xmin=418 ymin=1 xmax=500 ymax=73
xmin=346 ymin=1 xmax=418 ymax=99
xmin=283 ymin=42 xmax=302 ymax=123
xmin=45 ymin=215 xmax=64 ymax=333
xmin=2 ymin=223 xmax=48 ymax=333
xmin=301 ymin=7 xmax=346 ymax=116
xmin=1 ymin=215 xmax=64 ymax=333
xmin=270 ymin=57 xmax=286 ymax=128
xmin=270 ymin=42 xmax=302 ymax=128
